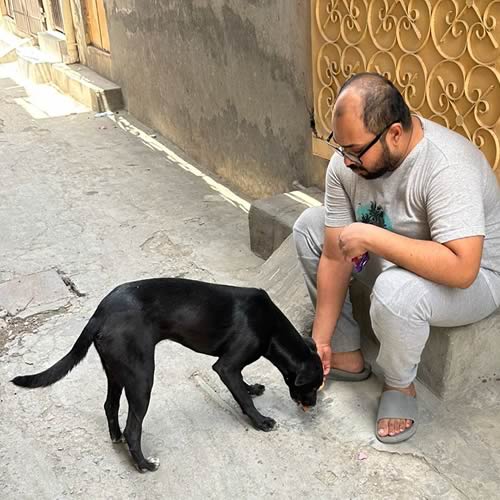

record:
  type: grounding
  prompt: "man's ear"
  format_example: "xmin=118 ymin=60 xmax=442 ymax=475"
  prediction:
xmin=302 ymin=335 xmax=317 ymax=352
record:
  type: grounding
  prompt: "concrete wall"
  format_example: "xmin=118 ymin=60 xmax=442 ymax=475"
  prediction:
xmin=106 ymin=0 xmax=328 ymax=198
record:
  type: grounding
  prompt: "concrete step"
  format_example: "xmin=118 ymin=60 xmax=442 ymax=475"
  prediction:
xmin=38 ymin=31 xmax=68 ymax=63
xmin=0 ymin=41 xmax=17 ymax=63
xmin=253 ymin=233 xmax=315 ymax=336
xmin=0 ymin=29 xmax=32 ymax=63
xmin=248 ymin=187 xmax=323 ymax=259
xmin=249 ymin=190 xmax=500 ymax=401
xmin=9 ymin=33 xmax=123 ymax=113
xmin=16 ymin=46 xmax=58 ymax=84
xmin=51 ymin=63 xmax=123 ymax=112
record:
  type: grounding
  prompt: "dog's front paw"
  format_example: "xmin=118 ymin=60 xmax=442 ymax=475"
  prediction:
xmin=137 ymin=456 xmax=160 ymax=473
xmin=254 ymin=416 xmax=276 ymax=432
xmin=248 ymin=383 xmax=265 ymax=396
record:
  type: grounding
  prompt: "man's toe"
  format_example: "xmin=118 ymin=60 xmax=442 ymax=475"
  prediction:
xmin=388 ymin=419 xmax=396 ymax=436
xmin=377 ymin=418 xmax=388 ymax=436
xmin=376 ymin=390 xmax=418 ymax=443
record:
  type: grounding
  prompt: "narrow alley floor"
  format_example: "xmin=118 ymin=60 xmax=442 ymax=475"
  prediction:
xmin=0 ymin=62 xmax=499 ymax=499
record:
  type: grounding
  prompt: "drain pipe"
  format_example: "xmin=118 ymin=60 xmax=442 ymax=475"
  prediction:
xmin=61 ymin=0 xmax=79 ymax=63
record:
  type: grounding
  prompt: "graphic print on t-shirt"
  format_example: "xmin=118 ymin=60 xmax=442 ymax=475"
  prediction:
xmin=356 ymin=201 xmax=393 ymax=230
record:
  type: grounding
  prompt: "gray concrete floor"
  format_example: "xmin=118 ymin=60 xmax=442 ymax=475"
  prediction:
xmin=0 ymin=62 xmax=499 ymax=500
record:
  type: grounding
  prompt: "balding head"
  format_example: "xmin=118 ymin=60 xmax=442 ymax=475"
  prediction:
xmin=333 ymin=73 xmax=412 ymax=134
xmin=333 ymin=89 xmax=363 ymax=122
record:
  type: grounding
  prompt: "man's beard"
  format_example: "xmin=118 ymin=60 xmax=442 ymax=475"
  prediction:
xmin=351 ymin=142 xmax=401 ymax=180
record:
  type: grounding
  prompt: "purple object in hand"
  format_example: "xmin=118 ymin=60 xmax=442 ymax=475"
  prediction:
xmin=352 ymin=253 xmax=369 ymax=272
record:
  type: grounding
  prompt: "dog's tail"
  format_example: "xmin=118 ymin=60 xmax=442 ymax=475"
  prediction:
xmin=11 ymin=315 xmax=101 ymax=388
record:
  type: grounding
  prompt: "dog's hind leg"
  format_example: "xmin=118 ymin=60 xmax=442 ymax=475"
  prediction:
xmin=104 ymin=375 xmax=124 ymax=443
xmin=213 ymin=348 xmax=276 ymax=432
xmin=95 ymin=349 xmax=124 ymax=443
xmin=123 ymin=370 xmax=159 ymax=472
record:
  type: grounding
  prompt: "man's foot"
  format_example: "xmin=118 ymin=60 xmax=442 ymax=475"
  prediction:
xmin=377 ymin=383 xmax=416 ymax=438
xmin=330 ymin=349 xmax=365 ymax=374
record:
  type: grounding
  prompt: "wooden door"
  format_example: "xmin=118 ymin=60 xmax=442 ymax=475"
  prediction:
xmin=4 ymin=0 xmax=15 ymax=17
xmin=49 ymin=0 xmax=64 ymax=32
xmin=84 ymin=0 xmax=110 ymax=52
xmin=11 ymin=0 xmax=45 ymax=36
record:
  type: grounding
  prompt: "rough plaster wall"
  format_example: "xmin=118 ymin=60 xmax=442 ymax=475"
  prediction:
xmin=107 ymin=0 xmax=320 ymax=197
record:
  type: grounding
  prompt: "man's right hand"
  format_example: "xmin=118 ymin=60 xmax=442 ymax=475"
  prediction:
xmin=315 ymin=342 xmax=332 ymax=377
xmin=313 ymin=226 xmax=353 ymax=380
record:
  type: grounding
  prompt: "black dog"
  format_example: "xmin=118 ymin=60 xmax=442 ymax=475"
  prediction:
xmin=12 ymin=278 xmax=323 ymax=472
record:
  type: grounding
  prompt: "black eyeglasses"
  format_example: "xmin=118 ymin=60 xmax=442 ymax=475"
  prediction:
xmin=326 ymin=120 xmax=399 ymax=167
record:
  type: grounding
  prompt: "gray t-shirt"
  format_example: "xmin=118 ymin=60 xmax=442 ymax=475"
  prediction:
xmin=324 ymin=117 xmax=500 ymax=301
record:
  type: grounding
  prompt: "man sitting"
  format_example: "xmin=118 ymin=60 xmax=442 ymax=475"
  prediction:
xmin=293 ymin=72 xmax=500 ymax=443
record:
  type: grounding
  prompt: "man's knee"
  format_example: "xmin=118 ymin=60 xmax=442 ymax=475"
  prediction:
xmin=293 ymin=205 xmax=324 ymax=246
xmin=293 ymin=206 xmax=325 ymax=259
xmin=370 ymin=267 xmax=429 ymax=327
xmin=293 ymin=206 xmax=324 ymax=237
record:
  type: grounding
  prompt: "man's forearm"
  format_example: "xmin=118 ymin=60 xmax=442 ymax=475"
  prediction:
xmin=312 ymin=255 xmax=352 ymax=345
xmin=366 ymin=226 xmax=479 ymax=288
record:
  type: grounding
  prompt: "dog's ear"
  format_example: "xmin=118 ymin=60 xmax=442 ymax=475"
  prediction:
xmin=295 ymin=366 xmax=315 ymax=387
xmin=294 ymin=371 xmax=309 ymax=387
xmin=302 ymin=335 xmax=317 ymax=352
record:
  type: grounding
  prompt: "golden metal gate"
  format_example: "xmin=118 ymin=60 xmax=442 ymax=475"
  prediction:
xmin=311 ymin=0 xmax=500 ymax=182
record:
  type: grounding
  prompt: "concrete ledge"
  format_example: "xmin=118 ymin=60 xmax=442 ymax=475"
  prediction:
xmin=51 ymin=63 xmax=123 ymax=112
xmin=2 ymin=27 xmax=122 ymax=112
xmin=250 ymin=190 xmax=500 ymax=400
xmin=38 ymin=31 xmax=68 ymax=63
xmin=350 ymin=280 xmax=500 ymax=399
xmin=419 ymin=308 xmax=500 ymax=398
xmin=0 ymin=28 xmax=31 ymax=63
xmin=248 ymin=187 xmax=323 ymax=259
xmin=253 ymin=231 xmax=315 ymax=335
xmin=0 ymin=46 xmax=17 ymax=63
xmin=16 ymin=46 xmax=57 ymax=84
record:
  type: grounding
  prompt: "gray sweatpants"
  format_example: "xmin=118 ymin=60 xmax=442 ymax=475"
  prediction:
xmin=293 ymin=206 xmax=500 ymax=388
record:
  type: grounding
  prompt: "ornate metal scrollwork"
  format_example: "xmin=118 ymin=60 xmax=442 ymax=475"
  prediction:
xmin=312 ymin=0 xmax=500 ymax=177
